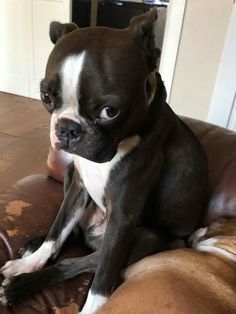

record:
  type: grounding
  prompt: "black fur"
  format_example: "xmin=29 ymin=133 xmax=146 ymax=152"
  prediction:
xmin=0 ymin=9 xmax=208 ymax=308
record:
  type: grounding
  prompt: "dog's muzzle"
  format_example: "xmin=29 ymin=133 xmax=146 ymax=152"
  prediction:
xmin=55 ymin=118 xmax=82 ymax=150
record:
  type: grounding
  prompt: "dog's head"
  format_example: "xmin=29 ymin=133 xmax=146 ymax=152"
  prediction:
xmin=40 ymin=9 xmax=160 ymax=162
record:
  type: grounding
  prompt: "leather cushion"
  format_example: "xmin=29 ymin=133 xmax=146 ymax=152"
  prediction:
xmin=0 ymin=175 xmax=92 ymax=313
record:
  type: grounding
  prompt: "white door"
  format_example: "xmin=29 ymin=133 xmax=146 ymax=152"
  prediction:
xmin=207 ymin=2 xmax=236 ymax=130
xmin=0 ymin=0 xmax=71 ymax=99
xmin=0 ymin=0 xmax=30 ymax=96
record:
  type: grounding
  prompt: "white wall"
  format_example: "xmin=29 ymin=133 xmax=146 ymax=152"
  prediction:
xmin=167 ymin=0 xmax=234 ymax=121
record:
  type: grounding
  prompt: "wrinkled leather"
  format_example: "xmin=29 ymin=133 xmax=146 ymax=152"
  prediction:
xmin=205 ymin=155 xmax=236 ymax=225
xmin=0 ymin=117 xmax=236 ymax=313
xmin=182 ymin=117 xmax=236 ymax=226
xmin=0 ymin=175 xmax=92 ymax=313
xmin=183 ymin=117 xmax=236 ymax=193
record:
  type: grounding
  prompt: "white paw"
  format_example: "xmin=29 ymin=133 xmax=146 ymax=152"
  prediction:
xmin=21 ymin=248 xmax=33 ymax=258
xmin=2 ymin=278 xmax=11 ymax=287
xmin=0 ymin=256 xmax=44 ymax=279
xmin=0 ymin=241 xmax=54 ymax=279
xmin=81 ymin=290 xmax=107 ymax=314
xmin=0 ymin=287 xmax=7 ymax=305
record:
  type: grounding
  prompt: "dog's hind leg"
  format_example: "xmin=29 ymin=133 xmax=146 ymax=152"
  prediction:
xmin=125 ymin=227 xmax=170 ymax=267
xmin=0 ymin=164 xmax=90 ymax=279
xmin=0 ymin=227 xmax=184 ymax=307
xmin=0 ymin=228 xmax=164 ymax=306
xmin=81 ymin=227 xmax=185 ymax=314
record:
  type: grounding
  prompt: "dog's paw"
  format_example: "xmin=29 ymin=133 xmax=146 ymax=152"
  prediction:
xmin=0 ymin=278 xmax=15 ymax=306
xmin=81 ymin=290 xmax=107 ymax=314
xmin=0 ymin=286 xmax=8 ymax=306
xmin=0 ymin=274 xmax=32 ymax=306
xmin=0 ymin=256 xmax=44 ymax=279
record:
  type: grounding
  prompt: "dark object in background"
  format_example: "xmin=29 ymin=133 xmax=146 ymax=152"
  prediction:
xmin=72 ymin=0 xmax=168 ymax=29
xmin=72 ymin=0 xmax=168 ymax=68
xmin=72 ymin=0 xmax=91 ymax=28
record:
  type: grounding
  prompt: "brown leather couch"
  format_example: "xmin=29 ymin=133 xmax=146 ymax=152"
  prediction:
xmin=0 ymin=117 xmax=236 ymax=314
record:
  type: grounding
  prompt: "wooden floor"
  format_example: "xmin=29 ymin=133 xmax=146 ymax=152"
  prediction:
xmin=0 ymin=92 xmax=50 ymax=192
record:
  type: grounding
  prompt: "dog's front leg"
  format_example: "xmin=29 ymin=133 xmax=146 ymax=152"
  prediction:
xmin=81 ymin=200 xmax=143 ymax=313
xmin=81 ymin=147 xmax=165 ymax=314
xmin=0 ymin=166 xmax=89 ymax=279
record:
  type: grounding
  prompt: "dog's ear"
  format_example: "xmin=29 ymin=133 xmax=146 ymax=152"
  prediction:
xmin=129 ymin=8 xmax=160 ymax=72
xmin=49 ymin=21 xmax=78 ymax=44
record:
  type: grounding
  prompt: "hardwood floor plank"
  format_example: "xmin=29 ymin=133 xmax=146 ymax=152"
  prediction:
xmin=0 ymin=132 xmax=19 ymax=148
xmin=0 ymin=92 xmax=50 ymax=192
xmin=0 ymin=159 xmax=12 ymax=173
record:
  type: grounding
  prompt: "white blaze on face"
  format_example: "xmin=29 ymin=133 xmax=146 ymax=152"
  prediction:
xmin=50 ymin=52 xmax=86 ymax=149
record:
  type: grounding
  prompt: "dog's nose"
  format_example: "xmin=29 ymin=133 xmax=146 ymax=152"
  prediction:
xmin=56 ymin=118 xmax=81 ymax=141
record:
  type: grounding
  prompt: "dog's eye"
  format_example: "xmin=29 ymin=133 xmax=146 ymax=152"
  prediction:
xmin=40 ymin=91 xmax=52 ymax=105
xmin=99 ymin=106 xmax=120 ymax=121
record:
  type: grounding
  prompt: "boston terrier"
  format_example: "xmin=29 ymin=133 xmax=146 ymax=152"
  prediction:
xmin=0 ymin=9 xmax=208 ymax=314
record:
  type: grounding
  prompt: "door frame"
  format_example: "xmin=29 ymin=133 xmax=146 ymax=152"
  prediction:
xmin=207 ymin=2 xmax=236 ymax=129
xmin=159 ymin=0 xmax=187 ymax=102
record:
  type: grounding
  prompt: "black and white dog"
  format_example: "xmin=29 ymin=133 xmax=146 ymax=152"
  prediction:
xmin=0 ymin=9 xmax=207 ymax=313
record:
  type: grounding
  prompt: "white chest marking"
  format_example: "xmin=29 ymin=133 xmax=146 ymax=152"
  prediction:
xmin=74 ymin=135 xmax=140 ymax=212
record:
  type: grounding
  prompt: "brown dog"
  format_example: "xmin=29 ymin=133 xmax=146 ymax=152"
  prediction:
xmin=97 ymin=218 xmax=236 ymax=314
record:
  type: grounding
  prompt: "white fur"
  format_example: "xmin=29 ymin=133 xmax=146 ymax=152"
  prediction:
xmin=50 ymin=52 xmax=86 ymax=148
xmin=189 ymin=226 xmax=207 ymax=247
xmin=50 ymin=112 xmax=60 ymax=149
xmin=74 ymin=135 xmax=140 ymax=213
xmin=0 ymin=241 xmax=54 ymax=278
xmin=196 ymin=238 xmax=236 ymax=263
xmin=0 ymin=287 xmax=8 ymax=305
xmin=59 ymin=210 xmax=85 ymax=245
xmin=61 ymin=52 xmax=85 ymax=109
xmin=194 ymin=227 xmax=207 ymax=239
xmin=80 ymin=289 xmax=107 ymax=314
